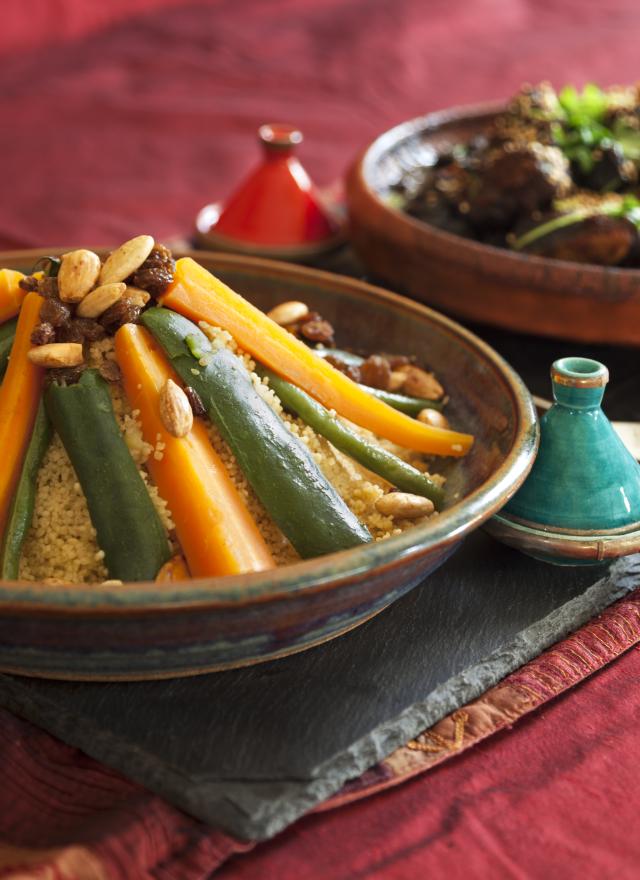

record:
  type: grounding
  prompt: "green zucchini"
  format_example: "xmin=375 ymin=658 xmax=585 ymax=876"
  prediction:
xmin=141 ymin=307 xmax=372 ymax=558
xmin=0 ymin=319 xmax=17 ymax=381
xmin=0 ymin=401 xmax=52 ymax=579
xmin=313 ymin=348 xmax=443 ymax=414
xmin=260 ymin=367 xmax=445 ymax=509
xmin=45 ymin=369 xmax=170 ymax=581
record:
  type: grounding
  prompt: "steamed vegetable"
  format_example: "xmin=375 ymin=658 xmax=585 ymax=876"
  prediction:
xmin=0 ymin=319 xmax=16 ymax=380
xmin=0 ymin=269 xmax=26 ymax=324
xmin=141 ymin=307 xmax=372 ymax=558
xmin=160 ymin=258 xmax=473 ymax=456
xmin=261 ymin=367 xmax=445 ymax=508
xmin=0 ymin=292 xmax=45 ymax=539
xmin=0 ymin=401 xmax=52 ymax=579
xmin=115 ymin=324 xmax=275 ymax=577
xmin=45 ymin=369 xmax=171 ymax=581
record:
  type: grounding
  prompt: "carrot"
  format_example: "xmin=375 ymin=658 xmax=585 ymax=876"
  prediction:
xmin=0 ymin=292 xmax=45 ymax=539
xmin=156 ymin=555 xmax=190 ymax=582
xmin=115 ymin=324 xmax=275 ymax=577
xmin=160 ymin=258 xmax=474 ymax=457
xmin=0 ymin=269 xmax=26 ymax=324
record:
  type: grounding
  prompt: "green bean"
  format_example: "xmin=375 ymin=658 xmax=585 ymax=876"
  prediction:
xmin=260 ymin=367 xmax=445 ymax=509
xmin=313 ymin=348 xmax=443 ymax=414
xmin=0 ymin=401 xmax=52 ymax=579
xmin=45 ymin=369 xmax=170 ymax=581
xmin=0 ymin=319 xmax=17 ymax=381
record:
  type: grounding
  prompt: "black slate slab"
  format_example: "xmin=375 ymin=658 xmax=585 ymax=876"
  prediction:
xmin=1 ymin=532 xmax=638 ymax=840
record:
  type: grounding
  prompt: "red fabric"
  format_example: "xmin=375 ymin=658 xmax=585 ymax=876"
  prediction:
xmin=2 ymin=1 xmax=640 ymax=877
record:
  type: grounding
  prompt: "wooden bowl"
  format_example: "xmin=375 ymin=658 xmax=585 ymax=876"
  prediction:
xmin=346 ymin=102 xmax=640 ymax=346
xmin=0 ymin=249 xmax=537 ymax=680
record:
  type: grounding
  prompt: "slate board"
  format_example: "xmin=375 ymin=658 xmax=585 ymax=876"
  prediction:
xmin=1 ymin=533 xmax=638 ymax=840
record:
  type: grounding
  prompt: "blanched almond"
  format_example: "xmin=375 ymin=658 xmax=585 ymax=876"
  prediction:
xmin=125 ymin=285 xmax=151 ymax=308
xmin=159 ymin=378 xmax=193 ymax=438
xmin=57 ymin=249 xmax=101 ymax=303
xmin=388 ymin=371 xmax=406 ymax=391
xmin=100 ymin=235 xmax=155 ymax=285
xmin=266 ymin=301 xmax=309 ymax=326
xmin=397 ymin=365 xmax=444 ymax=400
xmin=76 ymin=282 xmax=126 ymax=318
xmin=375 ymin=492 xmax=435 ymax=519
xmin=417 ymin=408 xmax=450 ymax=429
xmin=27 ymin=342 xmax=84 ymax=368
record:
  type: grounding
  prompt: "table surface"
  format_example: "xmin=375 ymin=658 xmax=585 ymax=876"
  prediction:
xmin=2 ymin=1 xmax=640 ymax=877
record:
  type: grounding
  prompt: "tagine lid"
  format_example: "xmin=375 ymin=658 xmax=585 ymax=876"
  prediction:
xmin=486 ymin=356 xmax=640 ymax=565
xmin=195 ymin=124 xmax=345 ymax=261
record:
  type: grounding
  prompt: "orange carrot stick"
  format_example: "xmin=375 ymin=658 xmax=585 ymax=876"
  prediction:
xmin=0 ymin=292 xmax=45 ymax=538
xmin=156 ymin=555 xmax=190 ymax=582
xmin=161 ymin=258 xmax=473 ymax=456
xmin=0 ymin=269 xmax=26 ymax=324
xmin=115 ymin=324 xmax=275 ymax=577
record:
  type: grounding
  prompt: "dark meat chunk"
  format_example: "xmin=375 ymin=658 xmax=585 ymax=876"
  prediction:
xmin=184 ymin=386 xmax=206 ymax=418
xmin=300 ymin=318 xmax=335 ymax=345
xmin=130 ymin=244 xmax=175 ymax=297
xmin=100 ymin=296 xmax=142 ymax=330
xmin=521 ymin=214 xmax=637 ymax=266
xmin=324 ymin=355 xmax=361 ymax=383
xmin=467 ymin=144 xmax=571 ymax=231
xmin=30 ymin=322 xmax=56 ymax=346
xmin=359 ymin=355 xmax=392 ymax=390
xmin=580 ymin=144 xmax=637 ymax=192
xmin=40 ymin=298 xmax=71 ymax=327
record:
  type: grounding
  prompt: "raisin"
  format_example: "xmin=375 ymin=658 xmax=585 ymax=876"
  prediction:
xmin=184 ymin=386 xmax=206 ymax=418
xmin=47 ymin=365 xmax=85 ymax=386
xmin=37 ymin=276 xmax=59 ymax=299
xmin=73 ymin=317 xmax=105 ymax=341
xmin=40 ymin=298 xmax=71 ymax=327
xmin=384 ymin=354 xmax=411 ymax=370
xmin=100 ymin=296 xmax=142 ymax=330
xmin=98 ymin=360 xmax=121 ymax=383
xmin=55 ymin=322 xmax=84 ymax=344
xmin=30 ymin=322 xmax=56 ymax=345
xmin=130 ymin=244 xmax=175 ymax=297
xmin=360 ymin=355 xmax=392 ymax=390
xmin=324 ymin=355 xmax=361 ymax=383
xmin=300 ymin=319 xmax=335 ymax=345
xmin=19 ymin=275 xmax=39 ymax=293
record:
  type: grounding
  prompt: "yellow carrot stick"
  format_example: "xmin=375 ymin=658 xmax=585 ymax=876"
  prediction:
xmin=161 ymin=258 xmax=473 ymax=456
xmin=0 ymin=269 xmax=26 ymax=324
xmin=115 ymin=324 xmax=275 ymax=577
xmin=0 ymin=292 xmax=45 ymax=538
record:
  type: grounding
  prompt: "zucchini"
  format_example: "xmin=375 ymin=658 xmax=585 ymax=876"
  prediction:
xmin=260 ymin=367 xmax=445 ymax=508
xmin=313 ymin=348 xmax=443 ymax=414
xmin=45 ymin=369 xmax=170 ymax=581
xmin=141 ymin=308 xmax=372 ymax=558
xmin=0 ymin=400 xmax=52 ymax=579
xmin=0 ymin=319 xmax=16 ymax=381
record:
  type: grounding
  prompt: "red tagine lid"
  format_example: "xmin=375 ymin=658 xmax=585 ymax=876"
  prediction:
xmin=195 ymin=124 xmax=343 ymax=260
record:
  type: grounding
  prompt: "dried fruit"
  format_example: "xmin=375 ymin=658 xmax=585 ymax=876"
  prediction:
xmin=99 ymin=235 xmax=155 ymax=285
xmin=30 ymin=322 xmax=56 ymax=346
xmin=360 ymin=355 xmax=392 ymax=390
xmin=184 ymin=385 xmax=206 ymax=418
xmin=300 ymin=318 xmax=334 ymax=344
xmin=99 ymin=295 xmax=142 ymax=329
xmin=27 ymin=342 xmax=84 ymax=368
xmin=159 ymin=378 xmax=193 ymax=438
xmin=266 ymin=301 xmax=309 ymax=326
xmin=130 ymin=245 xmax=175 ymax=296
xmin=375 ymin=492 xmax=435 ymax=519
xmin=57 ymin=249 xmax=101 ymax=303
xmin=76 ymin=282 xmax=126 ymax=318
xmin=40 ymin=298 xmax=71 ymax=327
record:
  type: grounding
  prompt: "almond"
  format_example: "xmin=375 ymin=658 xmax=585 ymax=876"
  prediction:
xmin=397 ymin=365 xmax=444 ymax=400
xmin=76 ymin=282 xmax=126 ymax=318
xmin=388 ymin=371 xmax=406 ymax=392
xmin=266 ymin=301 xmax=309 ymax=326
xmin=375 ymin=492 xmax=435 ymax=519
xmin=125 ymin=285 xmax=151 ymax=308
xmin=159 ymin=378 xmax=193 ymax=438
xmin=417 ymin=408 xmax=450 ymax=429
xmin=99 ymin=235 xmax=155 ymax=285
xmin=57 ymin=249 xmax=101 ymax=303
xmin=27 ymin=342 xmax=84 ymax=368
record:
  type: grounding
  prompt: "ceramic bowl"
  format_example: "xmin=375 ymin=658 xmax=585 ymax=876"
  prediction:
xmin=0 ymin=249 xmax=537 ymax=680
xmin=346 ymin=102 xmax=640 ymax=346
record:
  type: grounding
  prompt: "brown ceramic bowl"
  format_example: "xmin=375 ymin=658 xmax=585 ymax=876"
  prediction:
xmin=0 ymin=249 xmax=536 ymax=680
xmin=346 ymin=102 xmax=640 ymax=346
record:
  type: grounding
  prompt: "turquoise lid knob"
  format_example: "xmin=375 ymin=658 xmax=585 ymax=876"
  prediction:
xmin=550 ymin=357 xmax=608 ymax=410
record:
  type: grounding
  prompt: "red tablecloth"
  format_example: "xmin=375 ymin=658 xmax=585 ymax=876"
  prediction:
xmin=2 ymin=1 xmax=640 ymax=876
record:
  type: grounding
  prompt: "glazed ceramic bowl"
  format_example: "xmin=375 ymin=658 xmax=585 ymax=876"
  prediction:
xmin=0 ymin=249 xmax=537 ymax=680
xmin=346 ymin=102 xmax=640 ymax=346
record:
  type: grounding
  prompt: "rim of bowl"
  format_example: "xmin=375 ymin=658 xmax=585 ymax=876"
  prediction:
xmin=0 ymin=249 xmax=538 ymax=615
xmin=354 ymin=100 xmax=640 ymax=288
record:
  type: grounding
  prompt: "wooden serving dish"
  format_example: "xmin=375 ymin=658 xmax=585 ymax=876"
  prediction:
xmin=346 ymin=102 xmax=640 ymax=346
xmin=0 ymin=249 xmax=536 ymax=680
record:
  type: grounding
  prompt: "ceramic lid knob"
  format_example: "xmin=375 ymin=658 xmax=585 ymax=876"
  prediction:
xmin=550 ymin=356 xmax=609 ymax=410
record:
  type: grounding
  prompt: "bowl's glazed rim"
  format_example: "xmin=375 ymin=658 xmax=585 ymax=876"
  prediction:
xmin=355 ymin=100 xmax=640 ymax=287
xmin=0 ymin=249 xmax=538 ymax=615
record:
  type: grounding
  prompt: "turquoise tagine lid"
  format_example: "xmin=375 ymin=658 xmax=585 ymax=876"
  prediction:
xmin=486 ymin=357 xmax=640 ymax=564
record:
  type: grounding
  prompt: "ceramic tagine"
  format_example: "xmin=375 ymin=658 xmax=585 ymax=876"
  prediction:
xmin=486 ymin=356 xmax=640 ymax=565
xmin=195 ymin=123 xmax=344 ymax=261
